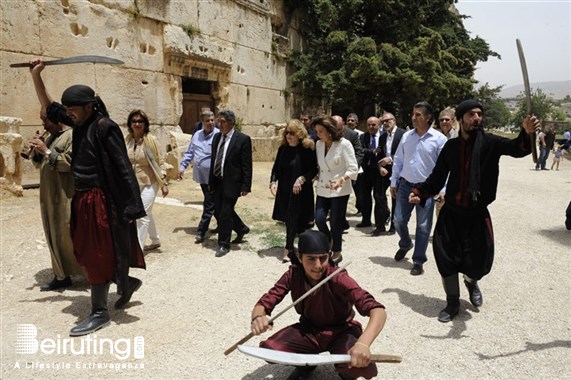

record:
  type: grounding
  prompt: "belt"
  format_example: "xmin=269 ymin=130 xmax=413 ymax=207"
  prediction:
xmin=399 ymin=177 xmax=418 ymax=187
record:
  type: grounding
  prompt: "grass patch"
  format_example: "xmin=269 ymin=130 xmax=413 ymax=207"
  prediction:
xmin=181 ymin=23 xmax=201 ymax=38
xmin=261 ymin=230 xmax=285 ymax=248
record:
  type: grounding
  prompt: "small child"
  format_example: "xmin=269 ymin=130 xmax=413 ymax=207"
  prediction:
xmin=551 ymin=146 xmax=563 ymax=171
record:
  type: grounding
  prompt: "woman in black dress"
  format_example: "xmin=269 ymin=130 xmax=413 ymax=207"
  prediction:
xmin=270 ymin=119 xmax=318 ymax=262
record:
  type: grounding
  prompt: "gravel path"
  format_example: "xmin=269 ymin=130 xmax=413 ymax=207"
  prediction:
xmin=1 ymin=155 xmax=570 ymax=380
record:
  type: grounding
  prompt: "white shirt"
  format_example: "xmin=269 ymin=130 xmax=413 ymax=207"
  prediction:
xmin=385 ymin=128 xmax=395 ymax=159
xmin=390 ymin=127 xmax=447 ymax=187
xmin=216 ymin=128 xmax=235 ymax=175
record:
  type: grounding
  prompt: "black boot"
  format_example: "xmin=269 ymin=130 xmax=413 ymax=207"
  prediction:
xmin=464 ymin=276 xmax=483 ymax=307
xmin=115 ymin=276 xmax=142 ymax=309
xmin=70 ymin=283 xmax=110 ymax=336
xmin=438 ymin=275 xmax=460 ymax=323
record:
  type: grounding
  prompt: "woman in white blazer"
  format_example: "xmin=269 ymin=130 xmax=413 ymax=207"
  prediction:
xmin=313 ymin=116 xmax=359 ymax=263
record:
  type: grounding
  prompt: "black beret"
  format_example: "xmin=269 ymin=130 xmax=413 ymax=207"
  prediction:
xmin=456 ymin=99 xmax=483 ymax=120
xmin=61 ymin=85 xmax=97 ymax=106
xmin=298 ymin=231 xmax=330 ymax=254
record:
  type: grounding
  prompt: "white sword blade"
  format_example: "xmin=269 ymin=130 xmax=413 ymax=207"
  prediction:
xmin=238 ymin=345 xmax=351 ymax=366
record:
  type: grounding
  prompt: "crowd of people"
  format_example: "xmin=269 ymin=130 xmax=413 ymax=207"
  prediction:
xmin=25 ymin=56 xmax=544 ymax=379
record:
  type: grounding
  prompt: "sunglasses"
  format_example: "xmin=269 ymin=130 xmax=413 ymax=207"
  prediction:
xmin=284 ymin=130 xmax=296 ymax=136
xmin=131 ymin=119 xmax=145 ymax=124
xmin=439 ymin=118 xmax=451 ymax=122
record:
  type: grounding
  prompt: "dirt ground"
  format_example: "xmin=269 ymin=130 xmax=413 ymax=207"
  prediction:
xmin=1 ymin=156 xmax=570 ymax=380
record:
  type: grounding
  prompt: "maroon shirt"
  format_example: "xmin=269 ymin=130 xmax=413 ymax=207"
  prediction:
xmin=257 ymin=265 xmax=384 ymax=329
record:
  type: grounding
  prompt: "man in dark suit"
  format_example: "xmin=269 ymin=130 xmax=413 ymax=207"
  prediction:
xmin=333 ymin=115 xmax=364 ymax=231
xmin=359 ymin=116 xmax=385 ymax=235
xmin=209 ymin=109 xmax=253 ymax=257
xmin=377 ymin=112 xmax=405 ymax=234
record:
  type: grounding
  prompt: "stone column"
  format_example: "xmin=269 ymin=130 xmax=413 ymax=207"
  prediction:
xmin=0 ymin=117 xmax=24 ymax=197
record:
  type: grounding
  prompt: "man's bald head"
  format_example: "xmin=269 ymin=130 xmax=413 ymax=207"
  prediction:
xmin=332 ymin=115 xmax=344 ymax=132
xmin=367 ymin=116 xmax=380 ymax=135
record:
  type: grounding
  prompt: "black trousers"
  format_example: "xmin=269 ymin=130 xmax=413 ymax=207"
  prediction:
xmin=360 ymin=168 xmax=387 ymax=227
xmin=197 ymin=184 xmax=216 ymax=235
xmin=213 ymin=190 xmax=248 ymax=248
xmin=379 ymin=174 xmax=394 ymax=229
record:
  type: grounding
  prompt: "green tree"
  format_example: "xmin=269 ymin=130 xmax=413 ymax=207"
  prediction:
xmin=512 ymin=89 xmax=555 ymax=126
xmin=475 ymin=83 xmax=511 ymax=129
xmin=287 ymin=0 xmax=498 ymax=123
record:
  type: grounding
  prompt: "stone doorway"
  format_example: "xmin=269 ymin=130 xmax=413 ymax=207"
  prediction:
xmin=179 ymin=78 xmax=215 ymax=134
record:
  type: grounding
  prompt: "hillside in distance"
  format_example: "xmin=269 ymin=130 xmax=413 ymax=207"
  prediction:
xmin=499 ymin=80 xmax=571 ymax=99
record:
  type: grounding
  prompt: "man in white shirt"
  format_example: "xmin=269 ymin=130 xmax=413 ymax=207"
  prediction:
xmin=390 ymin=102 xmax=447 ymax=276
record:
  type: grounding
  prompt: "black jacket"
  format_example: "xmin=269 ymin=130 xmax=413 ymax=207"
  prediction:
xmin=209 ymin=129 xmax=253 ymax=198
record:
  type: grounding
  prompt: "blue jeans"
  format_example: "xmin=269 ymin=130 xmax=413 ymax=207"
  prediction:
xmin=394 ymin=178 xmax=435 ymax=265
xmin=315 ymin=195 xmax=349 ymax=252
xmin=536 ymin=146 xmax=549 ymax=169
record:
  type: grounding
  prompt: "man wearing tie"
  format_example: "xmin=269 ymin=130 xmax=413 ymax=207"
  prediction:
xmin=358 ymin=117 xmax=384 ymax=235
xmin=377 ymin=113 xmax=406 ymax=235
xmin=209 ymin=109 xmax=253 ymax=258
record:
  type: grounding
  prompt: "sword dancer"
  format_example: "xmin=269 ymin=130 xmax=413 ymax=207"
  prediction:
xmin=250 ymin=231 xmax=387 ymax=380
xmin=29 ymin=59 xmax=146 ymax=335
xmin=409 ymin=100 xmax=541 ymax=322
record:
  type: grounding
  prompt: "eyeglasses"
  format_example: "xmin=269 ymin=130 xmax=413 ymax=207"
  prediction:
xmin=131 ymin=119 xmax=145 ymax=125
xmin=439 ymin=118 xmax=451 ymax=122
xmin=284 ymin=130 xmax=296 ymax=136
xmin=381 ymin=118 xmax=395 ymax=124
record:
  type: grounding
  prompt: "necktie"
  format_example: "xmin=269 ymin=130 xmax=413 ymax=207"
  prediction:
xmin=213 ymin=134 xmax=227 ymax=177
xmin=369 ymin=134 xmax=376 ymax=166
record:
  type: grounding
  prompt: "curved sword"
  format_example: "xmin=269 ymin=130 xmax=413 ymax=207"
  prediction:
xmin=238 ymin=345 xmax=402 ymax=365
xmin=10 ymin=55 xmax=124 ymax=68
xmin=516 ymin=39 xmax=538 ymax=163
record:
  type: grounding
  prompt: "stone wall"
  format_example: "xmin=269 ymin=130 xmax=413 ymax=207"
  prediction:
xmin=0 ymin=0 xmax=303 ymax=184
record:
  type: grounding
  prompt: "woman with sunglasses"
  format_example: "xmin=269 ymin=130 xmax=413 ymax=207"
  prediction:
xmin=270 ymin=119 xmax=318 ymax=263
xmin=125 ymin=110 xmax=169 ymax=251
xmin=436 ymin=108 xmax=458 ymax=140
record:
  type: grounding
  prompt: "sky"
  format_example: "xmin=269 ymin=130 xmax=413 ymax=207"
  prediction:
xmin=455 ymin=0 xmax=571 ymax=89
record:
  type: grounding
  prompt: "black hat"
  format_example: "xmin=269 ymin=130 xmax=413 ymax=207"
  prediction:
xmin=456 ymin=99 xmax=483 ymax=120
xmin=298 ymin=231 xmax=330 ymax=255
xmin=61 ymin=85 xmax=97 ymax=106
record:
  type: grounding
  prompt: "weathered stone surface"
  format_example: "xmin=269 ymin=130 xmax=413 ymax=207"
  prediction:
xmin=0 ymin=117 xmax=22 ymax=134
xmin=0 ymin=118 xmax=24 ymax=197
xmin=163 ymin=24 xmax=235 ymax=68
xmin=151 ymin=0 xmax=199 ymax=26
xmin=168 ymin=130 xmax=192 ymax=152
xmin=1 ymin=0 xmax=300 ymax=185
xmin=164 ymin=129 xmax=191 ymax=180
xmin=231 ymin=85 xmax=288 ymax=125
xmin=99 ymin=68 xmax=182 ymax=128
xmin=0 ymin=1 xmax=40 ymax=53
xmin=198 ymin=1 xmax=271 ymax=51
xmin=232 ymin=45 xmax=287 ymax=88
xmin=251 ymin=136 xmax=281 ymax=162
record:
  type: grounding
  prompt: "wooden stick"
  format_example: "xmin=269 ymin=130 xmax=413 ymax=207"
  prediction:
xmin=370 ymin=354 xmax=403 ymax=363
xmin=224 ymin=260 xmax=352 ymax=356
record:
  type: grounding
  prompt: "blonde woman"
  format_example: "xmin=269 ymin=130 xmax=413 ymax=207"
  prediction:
xmin=436 ymin=108 xmax=458 ymax=139
xmin=125 ymin=110 xmax=168 ymax=251
xmin=270 ymin=119 xmax=318 ymax=262
xmin=434 ymin=108 xmax=458 ymax=216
